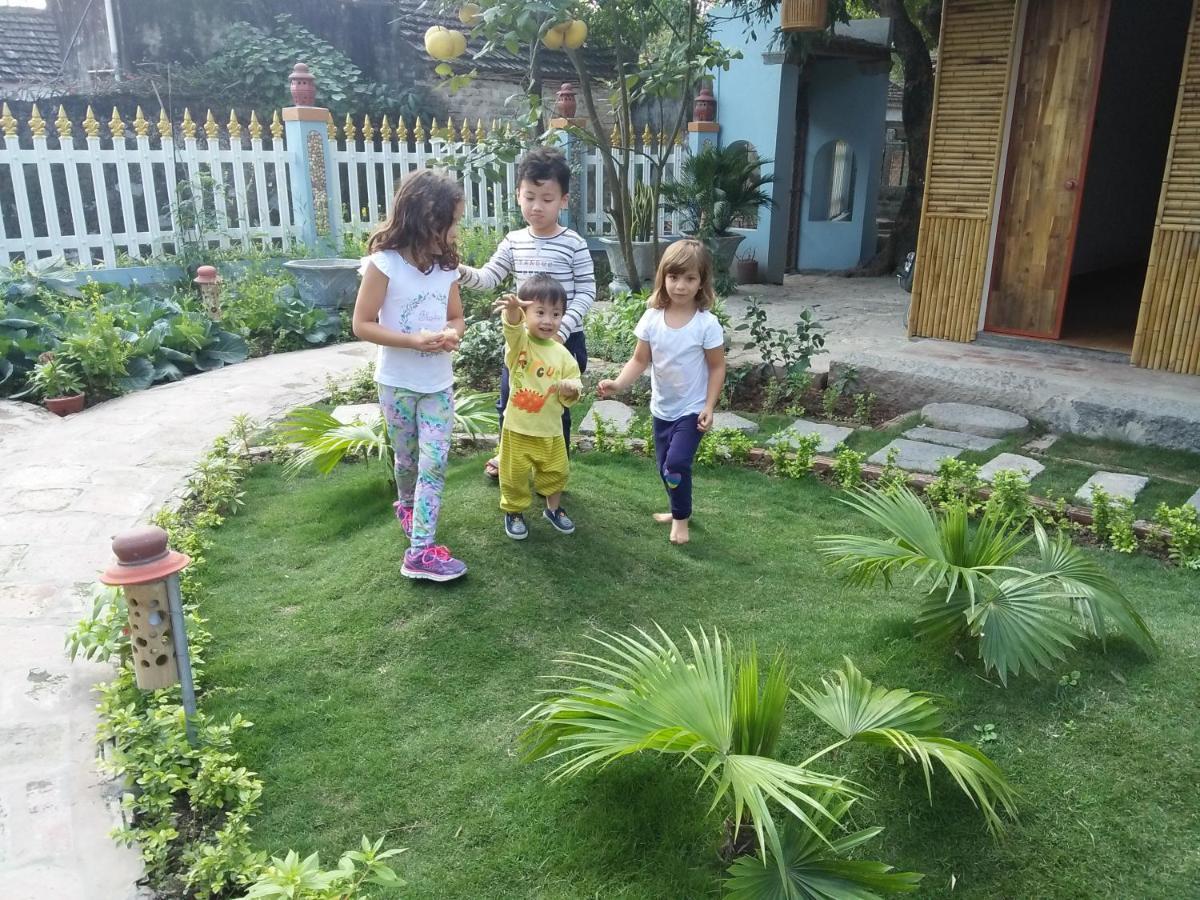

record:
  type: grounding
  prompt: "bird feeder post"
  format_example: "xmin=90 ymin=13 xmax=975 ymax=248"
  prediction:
xmin=193 ymin=265 xmax=222 ymax=320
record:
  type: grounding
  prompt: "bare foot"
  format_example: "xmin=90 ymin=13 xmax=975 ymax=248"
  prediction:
xmin=669 ymin=518 xmax=690 ymax=545
xmin=653 ymin=512 xmax=673 ymax=524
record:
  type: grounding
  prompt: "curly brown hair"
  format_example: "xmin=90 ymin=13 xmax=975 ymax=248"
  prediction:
xmin=649 ymin=239 xmax=716 ymax=310
xmin=367 ymin=169 xmax=464 ymax=272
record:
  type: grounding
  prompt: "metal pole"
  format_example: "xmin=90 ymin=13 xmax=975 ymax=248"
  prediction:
xmin=164 ymin=572 xmax=198 ymax=745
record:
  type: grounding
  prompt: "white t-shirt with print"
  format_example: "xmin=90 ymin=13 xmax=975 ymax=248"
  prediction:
xmin=360 ymin=250 xmax=458 ymax=393
xmin=634 ymin=307 xmax=725 ymax=421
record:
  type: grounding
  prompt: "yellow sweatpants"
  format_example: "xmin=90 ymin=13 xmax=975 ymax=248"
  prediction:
xmin=499 ymin=431 xmax=569 ymax=513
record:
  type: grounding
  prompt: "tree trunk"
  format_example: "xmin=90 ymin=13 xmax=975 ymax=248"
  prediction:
xmin=854 ymin=0 xmax=935 ymax=277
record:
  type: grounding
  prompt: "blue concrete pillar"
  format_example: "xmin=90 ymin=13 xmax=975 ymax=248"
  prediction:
xmin=687 ymin=121 xmax=720 ymax=156
xmin=283 ymin=106 xmax=340 ymax=252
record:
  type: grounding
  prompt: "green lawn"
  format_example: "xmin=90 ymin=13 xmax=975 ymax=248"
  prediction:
xmin=200 ymin=453 xmax=1199 ymax=899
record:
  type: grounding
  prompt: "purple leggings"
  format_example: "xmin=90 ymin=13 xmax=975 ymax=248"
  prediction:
xmin=653 ymin=414 xmax=704 ymax=520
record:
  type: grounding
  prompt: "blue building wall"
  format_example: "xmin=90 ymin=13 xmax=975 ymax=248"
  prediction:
xmin=797 ymin=58 xmax=890 ymax=270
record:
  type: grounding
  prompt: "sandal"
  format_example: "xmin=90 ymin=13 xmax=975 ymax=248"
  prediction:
xmin=484 ymin=457 xmax=500 ymax=479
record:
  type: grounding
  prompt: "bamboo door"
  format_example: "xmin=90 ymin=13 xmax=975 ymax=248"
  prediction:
xmin=1132 ymin=0 xmax=1200 ymax=373
xmin=986 ymin=0 xmax=1111 ymax=337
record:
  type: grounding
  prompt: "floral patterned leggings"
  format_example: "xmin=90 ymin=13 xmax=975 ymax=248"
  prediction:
xmin=379 ymin=385 xmax=455 ymax=550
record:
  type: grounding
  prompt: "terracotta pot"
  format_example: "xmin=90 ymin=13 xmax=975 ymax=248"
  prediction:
xmin=736 ymin=258 xmax=759 ymax=284
xmin=44 ymin=393 xmax=85 ymax=416
xmin=555 ymin=83 xmax=577 ymax=118
xmin=289 ymin=63 xmax=317 ymax=106
xmin=693 ymin=82 xmax=716 ymax=123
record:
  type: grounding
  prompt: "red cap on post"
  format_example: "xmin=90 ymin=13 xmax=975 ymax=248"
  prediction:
xmin=100 ymin=526 xmax=190 ymax=586
xmin=193 ymin=265 xmax=220 ymax=285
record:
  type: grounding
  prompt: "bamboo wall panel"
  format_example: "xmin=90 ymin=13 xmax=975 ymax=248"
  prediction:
xmin=987 ymin=0 xmax=1109 ymax=337
xmin=1133 ymin=0 xmax=1200 ymax=373
xmin=910 ymin=0 xmax=1020 ymax=341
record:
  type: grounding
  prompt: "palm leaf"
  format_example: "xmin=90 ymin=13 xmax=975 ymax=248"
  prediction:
xmin=732 ymin=646 xmax=791 ymax=758
xmin=796 ymin=659 xmax=1016 ymax=836
xmin=1030 ymin=522 xmax=1156 ymax=656
xmin=725 ymin=795 xmax=923 ymax=900
xmin=967 ymin=574 xmax=1082 ymax=684
xmin=454 ymin=389 xmax=499 ymax=438
xmin=912 ymin=589 xmax=972 ymax=643
xmin=519 ymin=626 xmax=855 ymax=875
xmin=276 ymin=406 xmax=390 ymax=477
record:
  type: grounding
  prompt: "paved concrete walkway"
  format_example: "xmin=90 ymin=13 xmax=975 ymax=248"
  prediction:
xmin=0 ymin=342 xmax=372 ymax=899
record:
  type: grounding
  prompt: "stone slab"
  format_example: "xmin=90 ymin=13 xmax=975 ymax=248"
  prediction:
xmin=1187 ymin=488 xmax=1200 ymax=513
xmin=331 ymin=403 xmax=382 ymax=425
xmin=711 ymin=412 xmax=759 ymax=434
xmin=922 ymin=402 xmax=1029 ymax=438
xmin=978 ymin=453 xmax=1045 ymax=484
xmin=778 ymin=419 xmax=853 ymax=453
xmin=868 ymin=438 xmax=962 ymax=474
xmin=1074 ymin=471 xmax=1150 ymax=505
xmin=903 ymin=425 xmax=1000 ymax=452
xmin=579 ymin=400 xmax=636 ymax=435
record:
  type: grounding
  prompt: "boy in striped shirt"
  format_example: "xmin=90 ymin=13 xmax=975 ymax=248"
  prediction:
xmin=459 ymin=146 xmax=596 ymax=479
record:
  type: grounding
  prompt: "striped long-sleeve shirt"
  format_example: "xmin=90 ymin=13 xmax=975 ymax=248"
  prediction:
xmin=458 ymin=226 xmax=596 ymax=340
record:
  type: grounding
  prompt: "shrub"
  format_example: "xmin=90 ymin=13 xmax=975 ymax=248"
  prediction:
xmin=734 ymin=297 xmax=824 ymax=376
xmin=454 ymin=319 xmax=505 ymax=391
xmin=585 ymin=290 xmax=649 ymax=362
xmin=831 ymin=444 xmax=865 ymax=489
xmin=926 ymin=458 xmax=983 ymax=512
xmin=1153 ymin=503 xmax=1200 ymax=570
xmin=984 ymin=469 xmax=1033 ymax=522
xmin=767 ymin=430 xmax=822 ymax=479
xmin=695 ymin=427 xmax=754 ymax=467
xmin=876 ymin=446 xmax=909 ymax=496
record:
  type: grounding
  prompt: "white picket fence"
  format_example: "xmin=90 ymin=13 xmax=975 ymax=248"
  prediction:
xmin=0 ymin=105 xmax=684 ymax=266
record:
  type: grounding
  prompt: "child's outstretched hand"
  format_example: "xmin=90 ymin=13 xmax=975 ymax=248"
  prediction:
xmin=492 ymin=293 xmax=532 ymax=322
xmin=597 ymin=379 xmax=619 ymax=399
xmin=557 ymin=378 xmax=582 ymax=403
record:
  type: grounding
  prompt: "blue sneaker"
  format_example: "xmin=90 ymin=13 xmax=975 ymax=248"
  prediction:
xmin=505 ymin=513 xmax=528 ymax=540
xmin=543 ymin=506 xmax=576 ymax=535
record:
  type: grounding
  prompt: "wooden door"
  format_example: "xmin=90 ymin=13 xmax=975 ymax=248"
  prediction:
xmin=987 ymin=0 xmax=1110 ymax=337
xmin=1132 ymin=0 xmax=1200 ymax=373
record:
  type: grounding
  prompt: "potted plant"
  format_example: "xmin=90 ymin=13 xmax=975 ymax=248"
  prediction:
xmin=29 ymin=353 xmax=85 ymax=416
xmin=283 ymin=258 xmax=362 ymax=311
xmin=735 ymin=247 xmax=758 ymax=284
xmin=661 ymin=143 xmax=775 ymax=273
xmin=600 ymin=182 xmax=677 ymax=293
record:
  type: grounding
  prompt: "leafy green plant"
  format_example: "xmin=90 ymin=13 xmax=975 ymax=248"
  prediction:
xmin=454 ymin=389 xmax=500 ymax=439
xmin=696 ymin=427 xmax=754 ymax=467
xmin=629 ymin=182 xmax=660 ymax=243
xmin=522 ymin=627 xmax=1012 ymax=897
xmin=277 ymin=406 xmax=392 ymax=479
xmin=27 ymin=352 xmax=83 ymax=399
xmin=584 ymin=289 xmax=650 ymax=362
xmin=1152 ymin=503 xmax=1200 ymax=570
xmin=852 ymin=391 xmax=875 ymax=424
xmin=735 ymin=298 xmax=824 ymax=377
xmin=831 ymin=444 xmax=865 ymax=489
xmin=221 ymin=273 xmax=338 ymax=355
xmin=821 ymin=385 xmax=841 ymax=420
xmin=325 ymin=363 xmax=378 ymax=406
xmin=240 ymin=837 xmax=405 ymax=899
xmin=590 ymin=414 xmax=626 ymax=455
xmin=767 ymin=431 xmax=822 ymax=480
xmin=876 ymin=446 xmax=909 ymax=496
xmin=984 ymin=469 xmax=1033 ymax=522
xmin=926 ymin=457 xmax=983 ymax=512
xmin=817 ymin=486 xmax=1157 ymax=684
xmin=762 ymin=369 xmax=812 ymax=413
xmin=973 ymin=723 xmax=999 ymax=746
xmin=660 ymin=143 xmax=776 ymax=237
xmin=454 ymin=319 xmax=505 ymax=390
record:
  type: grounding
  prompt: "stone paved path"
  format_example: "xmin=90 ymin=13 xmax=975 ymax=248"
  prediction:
xmin=0 ymin=342 xmax=372 ymax=899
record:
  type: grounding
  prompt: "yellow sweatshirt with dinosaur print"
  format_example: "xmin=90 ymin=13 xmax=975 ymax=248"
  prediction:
xmin=502 ymin=318 xmax=582 ymax=438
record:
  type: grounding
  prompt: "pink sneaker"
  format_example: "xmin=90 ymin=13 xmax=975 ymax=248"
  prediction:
xmin=402 ymin=545 xmax=467 ymax=582
xmin=393 ymin=501 xmax=414 ymax=538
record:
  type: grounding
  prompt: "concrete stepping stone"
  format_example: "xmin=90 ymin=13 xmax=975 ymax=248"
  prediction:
xmin=978 ymin=452 xmax=1045 ymax=484
xmin=1074 ymin=471 xmax=1150 ymax=505
xmin=1186 ymin=488 xmax=1200 ymax=513
xmin=331 ymin=403 xmax=381 ymax=425
xmin=580 ymin=399 xmax=635 ymax=435
xmin=869 ymin=438 xmax=962 ymax=474
xmin=778 ymin=418 xmax=853 ymax=453
xmin=712 ymin=412 xmax=759 ymax=434
xmin=1023 ymin=433 xmax=1060 ymax=453
xmin=922 ymin=402 xmax=1029 ymax=438
xmin=904 ymin=425 xmax=1000 ymax=452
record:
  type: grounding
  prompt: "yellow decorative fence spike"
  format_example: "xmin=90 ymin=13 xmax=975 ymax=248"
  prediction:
xmin=158 ymin=108 xmax=172 ymax=139
xmin=29 ymin=104 xmax=47 ymax=138
xmin=54 ymin=105 xmax=72 ymax=141
xmin=81 ymin=106 xmax=98 ymax=139
xmin=270 ymin=110 xmax=284 ymax=140
xmin=430 ymin=117 xmax=441 ymax=140
xmin=475 ymin=118 xmax=485 ymax=142
xmin=398 ymin=115 xmax=410 ymax=142
xmin=203 ymin=109 xmax=219 ymax=141
xmin=609 ymin=123 xmax=620 ymax=146
xmin=658 ymin=129 xmax=668 ymax=148
xmin=461 ymin=117 xmax=471 ymax=143
xmin=642 ymin=123 xmax=653 ymax=146
xmin=343 ymin=113 xmax=357 ymax=141
xmin=380 ymin=115 xmax=393 ymax=143
xmin=362 ymin=114 xmax=374 ymax=142
xmin=249 ymin=111 xmax=263 ymax=140
xmin=109 ymin=108 xmax=126 ymax=139
xmin=181 ymin=108 xmax=196 ymax=139
xmin=227 ymin=110 xmax=242 ymax=140
xmin=414 ymin=117 xmax=426 ymax=141
xmin=0 ymin=103 xmax=17 ymax=138
xmin=133 ymin=106 xmax=149 ymax=137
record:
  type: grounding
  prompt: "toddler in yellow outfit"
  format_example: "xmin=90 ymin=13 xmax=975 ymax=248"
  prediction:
xmin=494 ymin=275 xmax=583 ymax=540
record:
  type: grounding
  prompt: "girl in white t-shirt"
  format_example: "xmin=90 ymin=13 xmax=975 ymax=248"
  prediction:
xmin=598 ymin=240 xmax=726 ymax=545
xmin=353 ymin=170 xmax=468 ymax=581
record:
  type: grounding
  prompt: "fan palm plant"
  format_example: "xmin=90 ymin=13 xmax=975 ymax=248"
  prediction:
xmin=521 ymin=627 xmax=1013 ymax=899
xmin=661 ymin=143 xmax=776 ymax=237
xmin=816 ymin=487 xmax=1156 ymax=685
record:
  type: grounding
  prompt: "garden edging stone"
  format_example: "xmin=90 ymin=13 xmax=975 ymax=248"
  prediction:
xmin=1075 ymin=471 xmax=1151 ymax=505
xmin=868 ymin=438 xmax=963 ymax=474
xmin=904 ymin=425 xmax=1001 ymax=452
xmin=921 ymin=402 xmax=1029 ymax=438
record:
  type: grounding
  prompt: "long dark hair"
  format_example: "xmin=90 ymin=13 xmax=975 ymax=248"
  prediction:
xmin=368 ymin=169 xmax=463 ymax=272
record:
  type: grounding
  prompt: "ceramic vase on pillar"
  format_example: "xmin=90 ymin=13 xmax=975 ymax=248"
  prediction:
xmin=555 ymin=83 xmax=577 ymax=119
xmin=289 ymin=63 xmax=317 ymax=106
xmin=693 ymin=81 xmax=716 ymax=123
